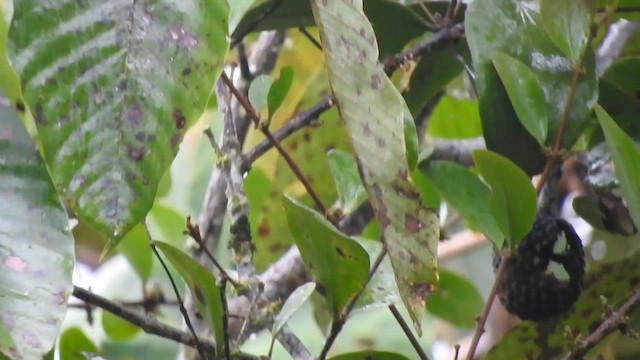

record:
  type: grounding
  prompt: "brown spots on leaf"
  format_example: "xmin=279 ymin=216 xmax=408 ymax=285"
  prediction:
xmin=194 ymin=285 xmax=205 ymax=303
xmin=412 ymin=283 xmax=434 ymax=303
xmin=126 ymin=102 xmax=142 ymax=126
xmin=171 ymin=134 xmax=182 ymax=148
xmin=372 ymin=184 xmax=390 ymax=229
xmin=335 ymin=247 xmax=345 ymax=257
xmin=128 ymin=146 xmax=145 ymax=162
xmin=258 ymin=221 xmax=270 ymax=237
xmin=316 ymin=283 xmax=327 ymax=295
xmin=288 ymin=140 xmax=299 ymax=151
xmin=147 ymin=134 xmax=157 ymax=142
xmin=268 ymin=242 xmax=285 ymax=253
xmin=370 ymin=74 xmax=381 ymax=89
xmin=376 ymin=137 xmax=386 ymax=148
xmin=125 ymin=172 xmax=137 ymax=183
xmin=116 ymin=80 xmax=127 ymax=92
xmin=34 ymin=104 xmax=48 ymax=126
xmin=363 ymin=123 xmax=371 ymax=136
xmin=142 ymin=178 xmax=149 ymax=185
xmin=303 ymin=132 xmax=311 ymax=142
xmin=195 ymin=311 xmax=203 ymax=320
xmin=0 ymin=128 xmax=13 ymax=140
xmin=173 ymin=109 xmax=186 ymax=129
xmin=182 ymin=68 xmax=191 ymax=76
xmin=134 ymin=132 xmax=146 ymax=141
xmin=15 ymin=100 xmax=25 ymax=113
xmin=391 ymin=177 xmax=419 ymax=199
xmin=405 ymin=214 xmax=421 ymax=234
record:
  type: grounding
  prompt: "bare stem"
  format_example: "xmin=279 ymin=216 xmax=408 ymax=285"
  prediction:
xmin=465 ymin=251 xmax=510 ymax=360
xmin=219 ymin=71 xmax=327 ymax=214
xmin=145 ymin=222 xmax=209 ymax=359
xmin=389 ymin=305 xmax=430 ymax=360
xmin=563 ymin=288 xmax=640 ymax=360
xmin=318 ymin=248 xmax=389 ymax=359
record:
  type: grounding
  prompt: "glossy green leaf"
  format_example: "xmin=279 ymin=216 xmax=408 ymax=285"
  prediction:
xmin=329 ymin=351 xmax=411 ymax=360
xmin=465 ymin=0 xmax=598 ymax=175
xmin=272 ymin=282 xmax=316 ymax=337
xmin=426 ymin=96 xmax=482 ymax=139
xmin=229 ymin=0 xmax=259 ymax=34
xmin=283 ymin=195 xmax=369 ymax=316
xmin=117 ymin=224 xmax=152 ymax=282
xmin=410 ymin=168 xmax=440 ymax=210
xmin=0 ymin=94 xmax=74 ymax=359
xmin=540 ymin=0 xmax=591 ymax=63
xmin=248 ymin=74 xmax=273 ymax=114
xmin=327 ymin=149 xmax=366 ymax=214
xmin=59 ymin=327 xmax=99 ymax=360
xmin=472 ymin=150 xmax=536 ymax=249
xmin=232 ymin=0 xmax=446 ymax=58
xmin=595 ymin=104 xmax=640 ymax=228
xmin=253 ymin=108 xmax=349 ymax=272
xmin=491 ymin=51 xmax=548 ymax=145
xmin=425 ymin=270 xmax=483 ymax=328
xmin=419 ymin=161 xmax=504 ymax=247
xmin=487 ymin=250 xmax=640 ymax=359
xmin=267 ymin=66 xmax=294 ymax=121
xmin=102 ymin=310 xmax=141 ymax=341
xmin=153 ymin=241 xmax=224 ymax=356
xmin=403 ymin=43 xmax=467 ymax=117
xmin=403 ymin=103 xmax=419 ymax=170
xmin=312 ymin=0 xmax=440 ymax=334
xmin=602 ymin=57 xmax=640 ymax=93
xmin=9 ymin=0 xmax=230 ymax=246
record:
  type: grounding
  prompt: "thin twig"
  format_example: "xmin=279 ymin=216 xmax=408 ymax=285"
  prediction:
xmin=219 ymin=71 xmax=327 ymax=214
xmin=318 ymin=248 xmax=389 ymax=359
xmin=242 ymin=24 xmax=466 ymax=173
xmin=465 ymin=251 xmax=509 ymax=360
xmin=145 ymin=222 xmax=209 ymax=359
xmin=564 ymin=288 xmax=640 ymax=360
xmin=185 ymin=215 xmax=239 ymax=287
xmin=389 ymin=305 xmax=431 ymax=360
xmin=220 ymin=278 xmax=232 ymax=360
xmin=298 ymin=27 xmax=323 ymax=50
xmin=72 ymin=286 xmax=217 ymax=354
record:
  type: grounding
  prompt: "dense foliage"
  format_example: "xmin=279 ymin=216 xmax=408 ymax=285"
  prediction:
xmin=2 ymin=0 xmax=640 ymax=359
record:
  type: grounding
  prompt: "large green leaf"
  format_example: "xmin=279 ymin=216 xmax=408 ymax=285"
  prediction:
xmin=153 ymin=241 xmax=224 ymax=357
xmin=58 ymin=327 xmax=99 ymax=360
xmin=419 ymin=160 xmax=503 ymax=247
xmin=595 ymin=105 xmax=640 ymax=229
xmin=473 ymin=150 xmax=537 ymax=249
xmin=283 ymin=196 xmax=369 ymax=316
xmin=0 ymin=95 xmax=74 ymax=359
xmin=233 ymin=0 xmax=448 ymax=57
xmin=312 ymin=0 xmax=439 ymax=334
xmin=465 ymin=0 xmax=598 ymax=175
xmin=425 ymin=270 xmax=483 ymax=328
xmin=540 ymin=0 xmax=591 ymax=64
xmin=9 ymin=0 xmax=230 ymax=248
xmin=491 ymin=51 xmax=548 ymax=145
xmin=486 ymin=250 xmax=640 ymax=359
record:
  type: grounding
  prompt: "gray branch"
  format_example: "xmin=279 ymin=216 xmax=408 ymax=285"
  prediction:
xmin=178 ymin=31 xmax=285 ymax=360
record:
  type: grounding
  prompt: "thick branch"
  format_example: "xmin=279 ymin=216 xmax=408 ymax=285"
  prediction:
xmin=72 ymin=286 xmax=217 ymax=354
